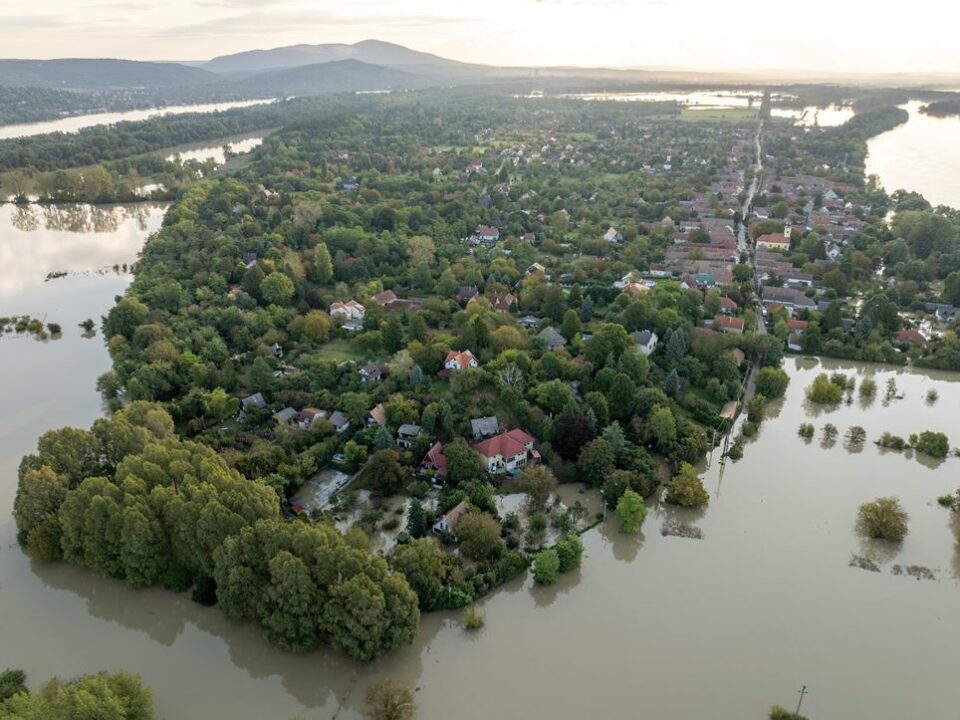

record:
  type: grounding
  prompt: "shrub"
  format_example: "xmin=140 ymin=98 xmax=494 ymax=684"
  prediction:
xmin=0 ymin=668 xmax=27 ymax=702
xmin=911 ymin=430 xmax=949 ymax=459
xmin=462 ymin=605 xmax=485 ymax=630
xmin=805 ymin=373 xmax=843 ymax=404
xmin=926 ymin=388 xmax=939 ymax=404
xmin=857 ymin=497 xmax=908 ymax=542
xmin=365 ymin=680 xmax=417 ymax=720
xmin=555 ymin=534 xmax=584 ymax=572
xmin=877 ymin=432 xmax=907 ymax=450
xmin=798 ymin=423 xmax=815 ymax=438
xmin=615 ymin=490 xmax=648 ymax=533
xmin=770 ymin=706 xmax=808 ymax=720
xmin=755 ymin=367 xmax=790 ymax=398
xmin=532 ymin=548 xmax=560 ymax=585
xmin=859 ymin=377 xmax=877 ymax=398
xmin=664 ymin=463 xmax=709 ymax=508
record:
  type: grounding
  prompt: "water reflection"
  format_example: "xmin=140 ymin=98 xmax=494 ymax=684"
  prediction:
xmin=597 ymin=519 xmax=646 ymax=563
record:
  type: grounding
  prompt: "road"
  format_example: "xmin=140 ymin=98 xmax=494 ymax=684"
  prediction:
xmin=738 ymin=115 xmax=766 ymax=334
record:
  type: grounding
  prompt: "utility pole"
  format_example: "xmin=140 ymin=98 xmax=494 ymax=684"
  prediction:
xmin=795 ymin=685 xmax=808 ymax=717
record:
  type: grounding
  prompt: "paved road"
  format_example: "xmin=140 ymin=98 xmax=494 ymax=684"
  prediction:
xmin=738 ymin=117 xmax=766 ymax=334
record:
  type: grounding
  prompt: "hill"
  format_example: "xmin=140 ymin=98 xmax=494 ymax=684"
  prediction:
xmin=227 ymin=59 xmax=425 ymax=95
xmin=205 ymin=39 xmax=487 ymax=77
xmin=0 ymin=59 xmax=216 ymax=89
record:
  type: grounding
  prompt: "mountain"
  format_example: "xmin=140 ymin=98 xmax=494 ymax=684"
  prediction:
xmin=204 ymin=39 xmax=486 ymax=77
xmin=0 ymin=59 xmax=216 ymax=89
xmin=227 ymin=60 xmax=423 ymax=95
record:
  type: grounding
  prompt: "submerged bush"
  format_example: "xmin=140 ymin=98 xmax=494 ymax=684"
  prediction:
xmin=805 ymin=373 xmax=843 ymax=404
xmin=665 ymin=463 xmax=709 ymax=508
xmin=859 ymin=377 xmax=877 ymax=399
xmin=910 ymin=430 xmax=949 ymax=459
xmin=798 ymin=423 xmax=815 ymax=439
xmin=857 ymin=496 xmax=908 ymax=542
xmin=877 ymin=432 xmax=908 ymax=451
xmin=462 ymin=605 xmax=485 ymax=630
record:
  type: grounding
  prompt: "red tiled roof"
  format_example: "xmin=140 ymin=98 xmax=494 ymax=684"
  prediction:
xmin=444 ymin=349 xmax=477 ymax=368
xmin=423 ymin=442 xmax=447 ymax=475
xmin=472 ymin=428 xmax=535 ymax=460
xmin=714 ymin=315 xmax=745 ymax=330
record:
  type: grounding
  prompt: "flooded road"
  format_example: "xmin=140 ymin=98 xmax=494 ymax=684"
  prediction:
xmin=2 ymin=205 xmax=960 ymax=718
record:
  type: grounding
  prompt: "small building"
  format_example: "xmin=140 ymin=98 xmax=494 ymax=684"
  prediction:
xmin=455 ymin=286 xmax=480 ymax=303
xmin=271 ymin=342 xmax=283 ymax=358
xmin=472 ymin=428 xmax=539 ymax=475
xmin=359 ymin=363 xmax=382 ymax=383
xmin=633 ymin=330 xmax=658 ymax=355
xmin=421 ymin=442 xmax=447 ymax=477
xmin=894 ymin=329 xmax=927 ymax=346
xmin=603 ymin=227 xmax=623 ymax=243
xmin=368 ymin=403 xmax=387 ymax=428
xmin=519 ymin=315 xmax=540 ymax=329
xmin=327 ymin=411 xmax=351 ymax=434
xmin=756 ymin=233 xmax=791 ymax=251
xmin=538 ymin=326 xmax=567 ymax=350
xmin=372 ymin=289 xmax=398 ymax=306
xmin=396 ymin=424 xmax=423 ymax=449
xmin=787 ymin=333 xmax=804 ymax=352
xmin=432 ymin=500 xmax=471 ymax=538
xmin=444 ymin=349 xmax=479 ymax=371
xmin=241 ymin=392 xmax=267 ymax=411
xmin=474 ymin=225 xmax=500 ymax=244
xmin=720 ymin=296 xmax=739 ymax=314
xmin=714 ymin=315 xmax=745 ymax=334
xmin=470 ymin=416 xmax=500 ymax=440
xmin=273 ymin=407 xmax=298 ymax=425
xmin=330 ymin=300 xmax=365 ymax=322
xmin=298 ymin=408 xmax=326 ymax=430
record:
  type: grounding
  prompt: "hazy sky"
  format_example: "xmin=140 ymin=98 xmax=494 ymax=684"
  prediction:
xmin=4 ymin=0 xmax=960 ymax=73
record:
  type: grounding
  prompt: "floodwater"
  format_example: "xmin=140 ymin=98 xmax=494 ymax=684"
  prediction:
xmin=166 ymin=134 xmax=265 ymax=165
xmin=3 ymin=203 xmax=960 ymax=718
xmin=0 ymin=99 xmax=276 ymax=140
xmin=866 ymin=100 xmax=960 ymax=210
xmin=771 ymin=104 xmax=854 ymax=127
xmin=562 ymin=90 xmax=765 ymax=107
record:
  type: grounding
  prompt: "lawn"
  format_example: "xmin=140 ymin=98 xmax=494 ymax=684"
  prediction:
xmin=312 ymin=339 xmax=380 ymax=363
xmin=679 ymin=107 xmax=759 ymax=121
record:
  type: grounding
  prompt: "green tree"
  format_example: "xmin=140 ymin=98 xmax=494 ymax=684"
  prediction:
xmin=0 ymin=671 xmax=155 ymax=719
xmin=577 ymin=438 xmax=615 ymax=486
xmin=365 ymin=680 xmax=417 ymax=720
xmin=391 ymin=538 xmax=445 ymax=610
xmin=363 ymin=450 xmax=408 ymax=497
xmin=517 ymin=465 xmax=557 ymax=510
xmin=406 ymin=499 xmax=427 ymax=538
xmin=665 ymin=463 xmax=709 ymax=508
xmin=456 ymin=512 xmax=502 ymax=560
xmin=533 ymin=548 xmax=560 ymax=585
xmin=615 ymin=489 xmax=648 ymax=533
xmin=560 ymin=309 xmax=582 ymax=342
xmin=0 ymin=668 xmax=27 ymax=703
xmin=555 ymin=534 xmax=583 ymax=572
xmin=857 ymin=497 xmax=908 ymax=542
xmin=755 ymin=367 xmax=790 ymax=398
xmin=260 ymin=272 xmax=295 ymax=305
xmin=314 ymin=243 xmax=333 ymax=284
xmin=647 ymin=405 xmax=677 ymax=450
xmin=444 ymin=437 xmax=486 ymax=486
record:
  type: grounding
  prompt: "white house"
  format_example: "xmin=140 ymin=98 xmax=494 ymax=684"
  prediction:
xmin=396 ymin=423 xmax=423 ymax=449
xmin=472 ymin=428 xmax=539 ymax=475
xmin=444 ymin=349 xmax=479 ymax=371
xmin=632 ymin=330 xmax=658 ymax=355
xmin=603 ymin=227 xmax=623 ymax=243
xmin=432 ymin=500 xmax=470 ymax=538
xmin=327 ymin=411 xmax=351 ymax=434
xmin=330 ymin=300 xmax=365 ymax=322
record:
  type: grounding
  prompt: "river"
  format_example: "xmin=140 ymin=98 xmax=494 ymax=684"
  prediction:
xmin=4 ymin=203 xmax=960 ymax=719
xmin=866 ymin=100 xmax=960 ymax=210
xmin=0 ymin=99 xmax=277 ymax=141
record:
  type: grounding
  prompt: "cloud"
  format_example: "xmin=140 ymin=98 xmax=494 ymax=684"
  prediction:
xmin=1 ymin=15 xmax=72 ymax=29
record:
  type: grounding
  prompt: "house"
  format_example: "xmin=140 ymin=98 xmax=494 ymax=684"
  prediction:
xmin=756 ymin=233 xmax=791 ymax=251
xmin=271 ymin=342 xmax=283 ymax=358
xmin=719 ymin=296 xmax=739 ymax=314
xmin=368 ymin=403 xmax=387 ymax=428
xmin=603 ymin=227 xmax=623 ymax=243
xmin=632 ymin=330 xmax=658 ymax=355
xmin=894 ymin=329 xmax=927 ymax=346
xmin=472 ymin=428 xmax=539 ymax=475
xmin=273 ymin=407 xmax=298 ymax=425
xmin=714 ymin=315 xmax=745 ymax=334
xmin=730 ymin=347 xmax=746 ymax=366
xmin=421 ymin=441 xmax=447 ymax=477
xmin=526 ymin=262 xmax=547 ymax=276
xmin=444 ymin=349 xmax=479 ymax=371
xmin=327 ymin=411 xmax=351 ymax=434
xmin=787 ymin=333 xmax=804 ymax=352
xmin=341 ymin=319 xmax=364 ymax=332
xmin=240 ymin=393 xmax=267 ymax=416
xmin=474 ymin=225 xmax=500 ymax=243
xmin=298 ymin=408 xmax=326 ymax=430
xmin=486 ymin=292 xmax=516 ymax=313
xmin=432 ymin=500 xmax=471 ymax=538
xmin=518 ymin=315 xmax=540 ymax=329
xmin=359 ymin=363 xmax=382 ymax=383
xmin=538 ymin=326 xmax=567 ymax=350
xmin=455 ymin=286 xmax=480 ymax=303
xmin=396 ymin=424 xmax=423 ymax=449
xmin=372 ymin=289 xmax=398 ymax=306
xmin=522 ymin=233 xmax=537 ymax=244
xmin=470 ymin=416 xmax=500 ymax=440
xmin=786 ymin=318 xmax=809 ymax=334
xmin=243 ymin=252 xmax=258 ymax=269
xmin=330 ymin=300 xmax=365 ymax=322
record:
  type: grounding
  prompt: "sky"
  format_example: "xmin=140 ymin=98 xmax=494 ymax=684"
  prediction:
xmin=4 ymin=0 xmax=960 ymax=74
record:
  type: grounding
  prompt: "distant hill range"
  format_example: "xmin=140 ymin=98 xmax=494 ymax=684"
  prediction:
xmin=1 ymin=40 xmax=958 ymax=96
xmin=0 ymin=58 xmax=216 ymax=89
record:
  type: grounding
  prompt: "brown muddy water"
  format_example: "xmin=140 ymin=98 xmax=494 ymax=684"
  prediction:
xmin=2 ymin=203 xmax=960 ymax=718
